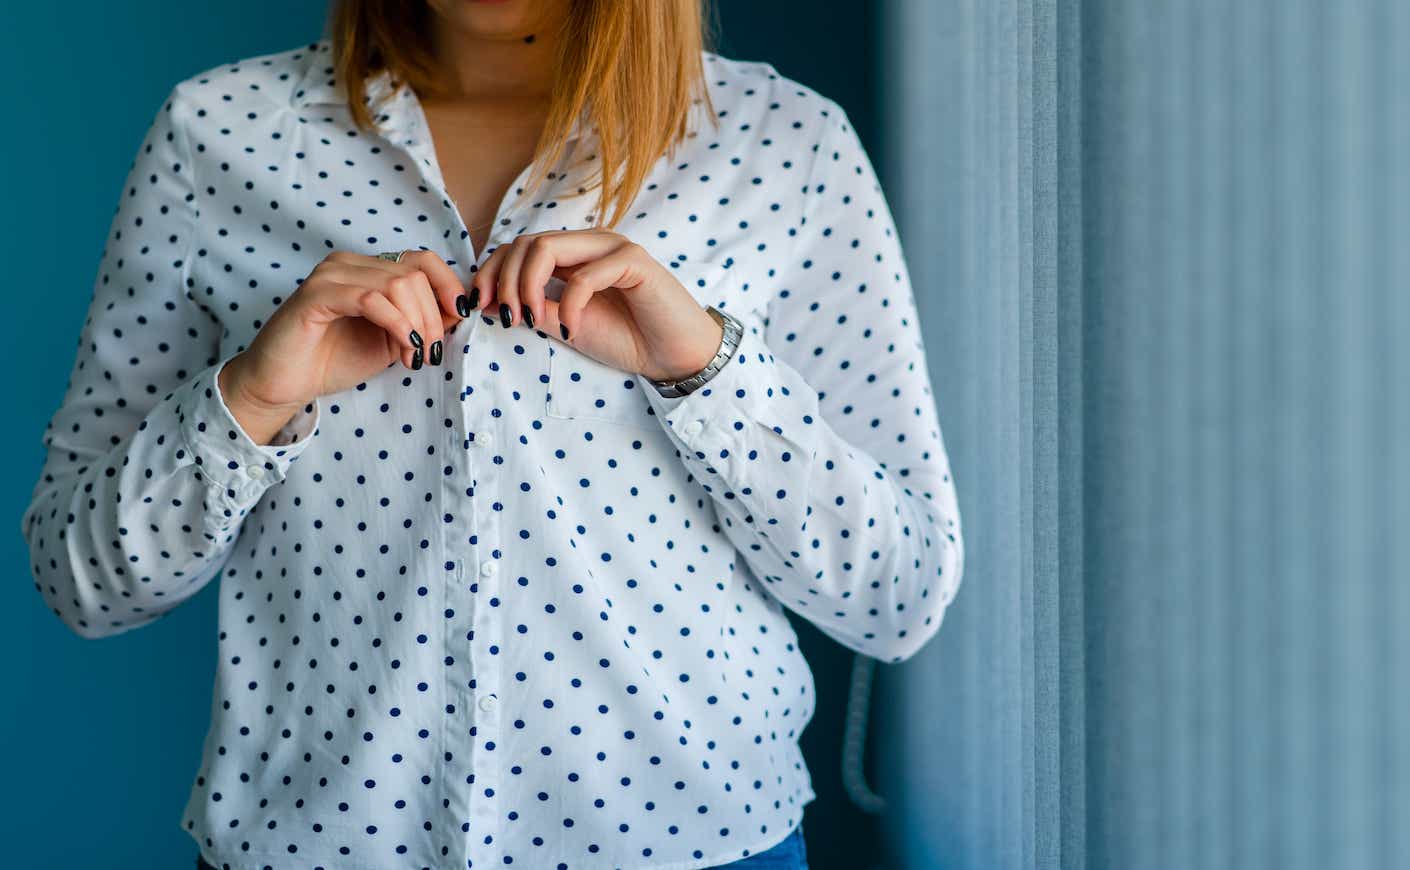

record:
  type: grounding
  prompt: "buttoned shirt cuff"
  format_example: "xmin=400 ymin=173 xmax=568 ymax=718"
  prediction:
xmin=178 ymin=354 xmax=321 ymax=518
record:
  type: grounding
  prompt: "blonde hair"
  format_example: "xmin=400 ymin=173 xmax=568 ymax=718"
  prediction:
xmin=326 ymin=0 xmax=719 ymax=230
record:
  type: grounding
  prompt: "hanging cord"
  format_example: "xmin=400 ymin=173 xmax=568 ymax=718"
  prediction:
xmin=840 ymin=652 xmax=887 ymax=814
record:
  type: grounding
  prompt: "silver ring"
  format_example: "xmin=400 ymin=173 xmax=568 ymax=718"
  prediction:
xmin=376 ymin=250 xmax=407 ymax=263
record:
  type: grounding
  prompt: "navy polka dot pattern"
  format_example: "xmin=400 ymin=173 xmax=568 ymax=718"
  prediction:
xmin=20 ymin=39 xmax=963 ymax=870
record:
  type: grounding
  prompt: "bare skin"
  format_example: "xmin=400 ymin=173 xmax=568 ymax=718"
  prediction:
xmin=421 ymin=95 xmax=551 ymax=257
xmin=418 ymin=0 xmax=566 ymax=255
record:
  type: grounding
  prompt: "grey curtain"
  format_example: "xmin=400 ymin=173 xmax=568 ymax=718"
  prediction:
xmin=875 ymin=1 xmax=1409 ymax=868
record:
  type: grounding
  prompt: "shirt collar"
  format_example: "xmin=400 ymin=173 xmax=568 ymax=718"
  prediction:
xmin=291 ymin=46 xmax=592 ymax=145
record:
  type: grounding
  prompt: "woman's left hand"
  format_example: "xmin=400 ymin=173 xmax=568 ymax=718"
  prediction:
xmin=467 ymin=229 xmax=724 ymax=383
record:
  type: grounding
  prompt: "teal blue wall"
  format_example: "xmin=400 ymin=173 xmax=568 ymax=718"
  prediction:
xmin=878 ymin=1 xmax=1409 ymax=868
xmin=3 ymin=7 xmax=342 ymax=869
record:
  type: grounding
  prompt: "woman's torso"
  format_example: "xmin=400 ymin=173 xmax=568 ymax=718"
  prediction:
xmin=174 ymin=39 xmax=828 ymax=870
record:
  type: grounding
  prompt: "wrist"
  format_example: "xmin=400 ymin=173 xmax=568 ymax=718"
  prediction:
xmin=218 ymin=354 xmax=305 ymax=446
xmin=657 ymin=309 xmax=726 ymax=382
xmin=649 ymin=306 xmax=743 ymax=398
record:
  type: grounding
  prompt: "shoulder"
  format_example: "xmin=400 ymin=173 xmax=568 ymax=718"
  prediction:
xmin=692 ymin=49 xmax=859 ymax=193
xmin=696 ymin=49 xmax=853 ymax=165
xmin=163 ymin=39 xmax=327 ymax=121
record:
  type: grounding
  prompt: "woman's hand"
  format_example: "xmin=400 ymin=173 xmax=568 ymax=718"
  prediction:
xmin=218 ymin=249 xmax=471 ymax=443
xmin=467 ymin=230 xmax=724 ymax=383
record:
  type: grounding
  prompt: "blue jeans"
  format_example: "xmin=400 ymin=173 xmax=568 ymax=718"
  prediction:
xmin=714 ymin=826 xmax=809 ymax=869
xmin=195 ymin=825 xmax=808 ymax=869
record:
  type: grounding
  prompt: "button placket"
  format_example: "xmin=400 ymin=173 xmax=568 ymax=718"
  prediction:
xmin=385 ymin=89 xmax=595 ymax=864
xmin=467 ymin=545 xmax=504 ymax=853
xmin=404 ymin=173 xmax=506 ymax=864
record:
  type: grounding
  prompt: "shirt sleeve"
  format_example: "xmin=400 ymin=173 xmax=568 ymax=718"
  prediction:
xmin=18 ymin=84 xmax=321 ymax=640
xmin=638 ymin=100 xmax=964 ymax=663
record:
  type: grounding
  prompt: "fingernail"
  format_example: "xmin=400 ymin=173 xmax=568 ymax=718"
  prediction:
xmin=455 ymin=294 xmax=471 ymax=317
xmin=429 ymin=339 xmax=443 ymax=365
xmin=468 ymin=286 xmax=480 ymax=309
xmin=411 ymin=347 xmax=423 ymax=370
xmin=521 ymin=304 xmax=535 ymax=329
xmin=559 ymin=323 xmax=570 ymax=340
xmin=409 ymin=329 xmax=423 ymax=349
xmin=499 ymin=303 xmax=512 ymax=328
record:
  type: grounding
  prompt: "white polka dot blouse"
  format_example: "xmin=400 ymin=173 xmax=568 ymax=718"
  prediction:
xmin=20 ymin=39 xmax=963 ymax=870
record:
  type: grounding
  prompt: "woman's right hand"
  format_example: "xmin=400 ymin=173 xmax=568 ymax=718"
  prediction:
xmin=217 ymin=249 xmax=473 ymax=444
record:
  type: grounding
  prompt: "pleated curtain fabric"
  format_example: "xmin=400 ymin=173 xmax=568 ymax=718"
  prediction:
xmin=877 ymin=1 xmax=1410 ymax=868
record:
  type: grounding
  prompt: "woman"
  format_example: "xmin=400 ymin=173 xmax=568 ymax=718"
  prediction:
xmin=20 ymin=0 xmax=963 ymax=867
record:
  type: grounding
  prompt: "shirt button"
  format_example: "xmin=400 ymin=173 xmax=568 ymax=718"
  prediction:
xmin=479 ymin=559 xmax=496 ymax=577
xmin=682 ymin=419 xmax=704 ymax=437
xmin=476 ymin=432 xmax=494 ymax=449
xmin=477 ymin=694 xmax=497 ymax=713
xmin=246 ymin=466 xmax=265 ymax=479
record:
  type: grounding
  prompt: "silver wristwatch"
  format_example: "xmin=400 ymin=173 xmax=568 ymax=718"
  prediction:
xmin=649 ymin=305 xmax=743 ymax=398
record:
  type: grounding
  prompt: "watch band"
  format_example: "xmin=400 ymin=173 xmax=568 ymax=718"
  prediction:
xmin=649 ymin=305 xmax=743 ymax=398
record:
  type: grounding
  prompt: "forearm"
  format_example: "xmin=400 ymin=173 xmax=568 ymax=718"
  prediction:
xmin=642 ymin=324 xmax=963 ymax=661
xmin=22 ymin=357 xmax=320 ymax=639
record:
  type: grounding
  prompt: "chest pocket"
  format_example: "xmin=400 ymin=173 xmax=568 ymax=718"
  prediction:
xmin=545 ymin=344 xmax=659 ymax=430
xmin=543 ymin=260 xmax=760 ymax=431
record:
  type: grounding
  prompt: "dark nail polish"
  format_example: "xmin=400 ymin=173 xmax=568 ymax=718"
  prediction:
xmin=499 ymin=303 xmax=513 ymax=328
xmin=411 ymin=347 xmax=423 ymax=370
xmin=468 ymin=287 xmax=480 ymax=309
xmin=409 ymin=329 xmax=423 ymax=349
xmin=455 ymin=294 xmax=471 ymax=317
xmin=559 ymin=323 xmax=570 ymax=340
xmin=429 ymin=339 xmax=443 ymax=365
xmin=521 ymin=304 xmax=535 ymax=329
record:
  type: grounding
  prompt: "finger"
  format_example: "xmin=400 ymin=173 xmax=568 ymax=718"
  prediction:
xmin=513 ymin=233 xmax=628 ymax=330
xmin=518 ymin=234 xmax=567 ymax=332
xmin=532 ymin=263 xmax=582 ymax=343
xmin=327 ymin=254 xmax=458 ymax=349
xmin=515 ymin=230 xmax=621 ymax=271
xmin=356 ymin=289 xmax=424 ymax=368
xmin=554 ymin=250 xmax=641 ymax=341
xmin=397 ymin=249 xmax=471 ymax=327
xmin=553 ymin=272 xmax=606 ymax=344
xmin=555 ymin=276 xmax=595 ymax=343
xmin=316 ymin=282 xmax=422 ymax=367
xmin=538 ymin=297 xmax=569 ymax=344
xmin=494 ymin=235 xmax=534 ymax=329
xmin=469 ymin=246 xmax=507 ymax=317
xmin=405 ymin=268 xmax=446 ymax=366
xmin=316 ymin=261 xmax=428 ymax=296
xmin=350 ymin=250 xmax=467 ymax=330
xmin=347 ymin=249 xmax=419 ymax=275
xmin=381 ymin=273 xmax=432 ymax=370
